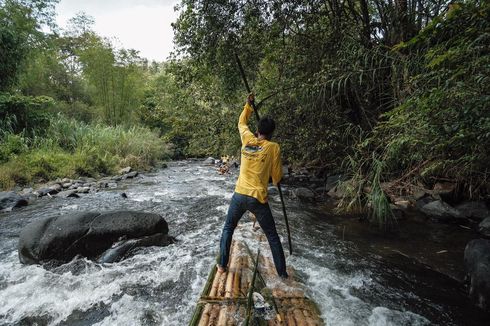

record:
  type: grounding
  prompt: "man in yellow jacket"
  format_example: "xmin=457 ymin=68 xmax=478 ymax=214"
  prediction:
xmin=218 ymin=94 xmax=288 ymax=278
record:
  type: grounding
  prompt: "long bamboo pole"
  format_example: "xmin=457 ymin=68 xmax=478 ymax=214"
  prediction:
xmin=234 ymin=51 xmax=293 ymax=255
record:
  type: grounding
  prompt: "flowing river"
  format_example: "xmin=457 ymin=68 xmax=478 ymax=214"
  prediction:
xmin=0 ymin=160 xmax=488 ymax=325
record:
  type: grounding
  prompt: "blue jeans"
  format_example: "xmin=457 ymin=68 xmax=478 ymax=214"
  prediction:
xmin=219 ymin=192 xmax=288 ymax=277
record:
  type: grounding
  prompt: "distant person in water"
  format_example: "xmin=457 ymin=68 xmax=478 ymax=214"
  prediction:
xmin=217 ymin=93 xmax=288 ymax=278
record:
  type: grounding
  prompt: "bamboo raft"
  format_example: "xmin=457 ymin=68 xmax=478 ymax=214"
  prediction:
xmin=190 ymin=223 xmax=324 ymax=326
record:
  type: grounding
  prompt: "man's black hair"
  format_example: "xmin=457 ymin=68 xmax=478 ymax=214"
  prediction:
xmin=258 ymin=116 xmax=276 ymax=140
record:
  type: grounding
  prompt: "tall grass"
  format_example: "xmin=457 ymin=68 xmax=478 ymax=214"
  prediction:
xmin=337 ymin=153 xmax=396 ymax=231
xmin=0 ymin=115 xmax=168 ymax=189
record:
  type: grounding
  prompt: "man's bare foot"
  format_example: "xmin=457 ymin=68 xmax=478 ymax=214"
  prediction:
xmin=217 ymin=264 xmax=226 ymax=273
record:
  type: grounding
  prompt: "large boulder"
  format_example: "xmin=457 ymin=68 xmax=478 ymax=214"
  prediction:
xmin=293 ymin=187 xmax=315 ymax=201
xmin=478 ymin=218 xmax=490 ymax=237
xmin=457 ymin=201 xmax=490 ymax=221
xmin=464 ymin=239 xmax=490 ymax=310
xmin=18 ymin=211 xmax=170 ymax=265
xmin=0 ymin=191 xmax=28 ymax=211
xmin=419 ymin=200 xmax=462 ymax=220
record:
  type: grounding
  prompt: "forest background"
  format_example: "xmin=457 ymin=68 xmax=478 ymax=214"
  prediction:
xmin=0 ymin=0 xmax=488 ymax=224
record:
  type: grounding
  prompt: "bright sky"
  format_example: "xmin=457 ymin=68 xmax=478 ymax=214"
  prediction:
xmin=56 ymin=0 xmax=180 ymax=62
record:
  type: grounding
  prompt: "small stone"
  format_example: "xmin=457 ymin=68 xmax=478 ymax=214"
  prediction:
xmin=20 ymin=188 xmax=33 ymax=195
xmin=125 ymin=171 xmax=138 ymax=179
xmin=268 ymin=186 xmax=279 ymax=196
xmin=119 ymin=166 xmax=132 ymax=174
xmin=204 ymin=157 xmax=215 ymax=165
xmin=35 ymin=188 xmax=59 ymax=197
xmin=121 ymin=192 xmax=128 ymax=198
xmin=108 ymin=182 xmax=117 ymax=188
xmin=77 ymin=187 xmax=90 ymax=194
xmin=57 ymin=190 xmax=80 ymax=198
xmin=325 ymin=175 xmax=343 ymax=192
xmin=61 ymin=178 xmax=71 ymax=183
xmin=394 ymin=200 xmax=411 ymax=210
xmin=432 ymin=182 xmax=456 ymax=195
xmin=49 ymin=184 xmax=62 ymax=192
xmin=62 ymin=182 xmax=72 ymax=188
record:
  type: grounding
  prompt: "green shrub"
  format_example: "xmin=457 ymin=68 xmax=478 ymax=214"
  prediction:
xmin=0 ymin=133 xmax=28 ymax=163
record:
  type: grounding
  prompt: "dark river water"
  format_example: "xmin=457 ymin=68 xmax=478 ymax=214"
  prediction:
xmin=0 ymin=160 xmax=488 ymax=325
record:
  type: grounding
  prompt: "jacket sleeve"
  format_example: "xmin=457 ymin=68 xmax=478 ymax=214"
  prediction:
xmin=238 ymin=102 xmax=255 ymax=144
xmin=271 ymin=144 xmax=283 ymax=185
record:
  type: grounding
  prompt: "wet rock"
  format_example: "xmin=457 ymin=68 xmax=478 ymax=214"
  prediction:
xmin=419 ymin=200 xmax=462 ymax=220
xmin=112 ymin=175 xmax=122 ymax=181
xmin=282 ymin=165 xmax=289 ymax=176
xmin=34 ymin=188 xmax=59 ymax=197
xmin=124 ymin=171 xmax=139 ymax=179
xmin=69 ymin=183 xmax=83 ymax=190
xmin=62 ymin=182 xmax=72 ymax=188
xmin=61 ymin=178 xmax=71 ymax=183
xmin=119 ymin=166 xmax=132 ymax=174
xmin=394 ymin=200 xmax=411 ymax=210
xmin=293 ymin=187 xmax=315 ymax=201
xmin=56 ymin=190 xmax=80 ymax=198
xmin=20 ymin=188 xmax=33 ymax=196
xmin=327 ymin=184 xmax=346 ymax=200
xmin=97 ymin=181 xmax=108 ymax=188
xmin=0 ymin=191 xmax=28 ymax=211
xmin=432 ymin=182 xmax=456 ymax=200
xmin=49 ymin=184 xmax=62 ymax=192
xmin=415 ymin=196 xmax=433 ymax=209
xmin=204 ymin=157 xmax=215 ymax=165
xmin=108 ymin=182 xmax=117 ymax=188
xmin=315 ymin=186 xmax=325 ymax=194
xmin=77 ymin=187 xmax=90 ymax=194
xmin=121 ymin=192 xmax=128 ymax=198
xmin=464 ymin=239 xmax=490 ymax=310
xmin=268 ymin=186 xmax=278 ymax=196
xmin=325 ymin=175 xmax=343 ymax=192
xmin=97 ymin=233 xmax=175 ymax=263
xmin=456 ymin=201 xmax=490 ymax=221
xmin=18 ymin=211 xmax=169 ymax=265
xmin=478 ymin=218 xmax=490 ymax=237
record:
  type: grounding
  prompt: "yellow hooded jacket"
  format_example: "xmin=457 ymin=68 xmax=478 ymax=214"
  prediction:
xmin=234 ymin=102 xmax=283 ymax=203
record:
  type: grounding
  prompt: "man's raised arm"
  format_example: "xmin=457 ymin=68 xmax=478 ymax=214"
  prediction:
xmin=238 ymin=94 xmax=255 ymax=144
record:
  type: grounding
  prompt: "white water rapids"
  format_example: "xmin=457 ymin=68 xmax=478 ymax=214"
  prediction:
xmin=0 ymin=160 xmax=486 ymax=325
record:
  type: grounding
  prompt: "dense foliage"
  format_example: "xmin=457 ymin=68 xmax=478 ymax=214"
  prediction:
xmin=0 ymin=0 xmax=167 ymax=189
xmin=163 ymin=0 xmax=489 ymax=226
